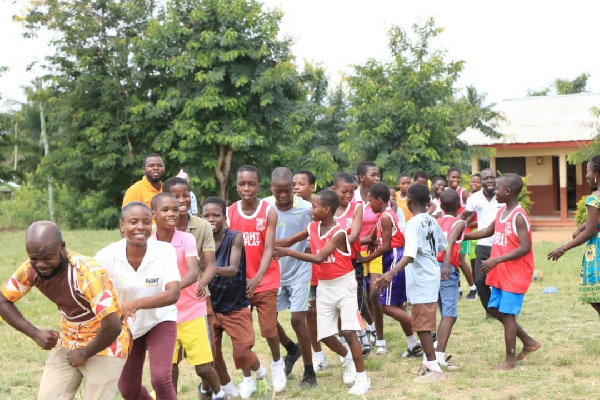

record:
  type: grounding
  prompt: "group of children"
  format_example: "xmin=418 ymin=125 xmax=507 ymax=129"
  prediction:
xmin=147 ymin=161 xmax=543 ymax=398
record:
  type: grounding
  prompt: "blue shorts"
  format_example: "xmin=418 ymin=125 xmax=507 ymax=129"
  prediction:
xmin=277 ymin=281 xmax=309 ymax=312
xmin=380 ymin=247 xmax=407 ymax=306
xmin=487 ymin=286 xmax=524 ymax=315
xmin=437 ymin=262 xmax=459 ymax=318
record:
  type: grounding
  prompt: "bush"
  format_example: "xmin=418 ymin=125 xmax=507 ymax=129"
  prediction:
xmin=518 ymin=174 xmax=534 ymax=215
xmin=575 ymin=195 xmax=588 ymax=225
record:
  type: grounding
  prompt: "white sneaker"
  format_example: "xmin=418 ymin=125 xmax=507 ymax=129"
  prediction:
xmin=348 ymin=376 xmax=371 ymax=396
xmin=376 ymin=345 xmax=387 ymax=355
xmin=271 ymin=360 xmax=287 ymax=393
xmin=313 ymin=353 xmax=328 ymax=372
xmin=341 ymin=358 xmax=357 ymax=385
xmin=222 ymin=381 xmax=239 ymax=398
xmin=237 ymin=379 xmax=256 ymax=399
xmin=338 ymin=342 xmax=351 ymax=364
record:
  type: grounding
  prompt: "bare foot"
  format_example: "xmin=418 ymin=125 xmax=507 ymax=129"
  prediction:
xmin=516 ymin=342 xmax=541 ymax=361
xmin=492 ymin=360 xmax=515 ymax=370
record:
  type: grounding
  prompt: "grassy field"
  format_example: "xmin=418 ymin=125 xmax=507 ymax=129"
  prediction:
xmin=0 ymin=230 xmax=599 ymax=399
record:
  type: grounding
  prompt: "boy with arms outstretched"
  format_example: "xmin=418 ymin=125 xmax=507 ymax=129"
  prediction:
xmin=465 ymin=173 xmax=541 ymax=370
xmin=376 ymin=183 xmax=447 ymax=382
xmin=275 ymin=190 xmax=370 ymax=396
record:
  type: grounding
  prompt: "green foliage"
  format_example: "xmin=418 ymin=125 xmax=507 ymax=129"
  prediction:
xmin=568 ymin=106 xmax=600 ymax=164
xmin=575 ymin=195 xmax=588 ymax=225
xmin=555 ymin=73 xmax=590 ymax=95
xmin=518 ymin=174 xmax=533 ymax=214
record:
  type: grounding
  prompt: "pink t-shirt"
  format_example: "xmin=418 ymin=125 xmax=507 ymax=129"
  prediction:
xmin=151 ymin=230 xmax=204 ymax=322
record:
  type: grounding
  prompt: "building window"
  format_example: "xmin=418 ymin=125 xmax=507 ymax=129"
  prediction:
xmin=496 ymin=157 xmax=526 ymax=176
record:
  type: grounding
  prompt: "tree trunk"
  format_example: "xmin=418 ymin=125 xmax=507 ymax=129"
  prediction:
xmin=40 ymin=103 xmax=55 ymax=222
xmin=215 ymin=144 xmax=234 ymax=202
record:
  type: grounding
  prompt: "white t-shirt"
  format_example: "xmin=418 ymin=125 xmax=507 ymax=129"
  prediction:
xmin=403 ymin=212 xmax=447 ymax=304
xmin=94 ymin=238 xmax=181 ymax=340
xmin=465 ymin=190 xmax=504 ymax=247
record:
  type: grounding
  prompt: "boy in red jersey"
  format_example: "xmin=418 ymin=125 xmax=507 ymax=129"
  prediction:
xmin=435 ymin=190 xmax=467 ymax=369
xmin=275 ymin=190 xmax=370 ymax=396
xmin=465 ymin=173 xmax=541 ymax=370
xmin=227 ymin=165 xmax=286 ymax=392
xmin=357 ymin=183 xmax=421 ymax=357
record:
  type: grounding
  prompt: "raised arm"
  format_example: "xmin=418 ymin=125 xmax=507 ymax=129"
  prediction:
xmin=274 ymin=228 xmax=309 ymax=248
xmin=276 ymin=230 xmax=346 ymax=265
xmin=464 ymin=221 xmax=495 ymax=241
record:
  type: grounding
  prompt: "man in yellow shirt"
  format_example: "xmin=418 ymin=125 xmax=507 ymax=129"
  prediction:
xmin=122 ymin=153 xmax=165 ymax=208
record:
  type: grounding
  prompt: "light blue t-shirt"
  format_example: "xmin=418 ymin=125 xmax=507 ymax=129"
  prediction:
xmin=264 ymin=195 xmax=312 ymax=285
xmin=403 ymin=212 xmax=447 ymax=304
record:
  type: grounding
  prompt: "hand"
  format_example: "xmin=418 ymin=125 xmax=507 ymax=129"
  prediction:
xmin=33 ymin=329 xmax=60 ymax=350
xmin=197 ymin=284 xmax=206 ymax=300
xmin=367 ymin=242 xmax=377 ymax=254
xmin=246 ymin=277 xmax=260 ymax=298
xmin=272 ymin=247 xmax=285 ymax=260
xmin=67 ymin=348 xmax=89 ymax=367
xmin=375 ymin=272 xmax=393 ymax=290
xmin=120 ymin=300 xmax=138 ymax=322
xmin=547 ymin=248 xmax=565 ymax=261
xmin=355 ymin=253 xmax=367 ymax=264
xmin=441 ymin=265 xmax=450 ymax=280
xmin=480 ymin=258 xmax=499 ymax=273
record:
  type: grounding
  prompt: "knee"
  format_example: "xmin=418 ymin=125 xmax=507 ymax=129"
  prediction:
xmin=118 ymin=381 xmax=139 ymax=400
xmin=368 ymin=289 xmax=379 ymax=303
xmin=290 ymin=314 xmax=306 ymax=331
xmin=195 ymin=363 xmax=213 ymax=379
xmin=149 ymin=371 xmax=173 ymax=394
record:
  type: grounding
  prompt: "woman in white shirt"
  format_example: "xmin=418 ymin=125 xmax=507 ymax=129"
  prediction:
xmin=95 ymin=202 xmax=181 ymax=400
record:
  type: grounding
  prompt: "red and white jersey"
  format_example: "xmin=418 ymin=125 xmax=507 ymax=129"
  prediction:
xmin=436 ymin=215 xmax=466 ymax=268
xmin=308 ymin=221 xmax=353 ymax=281
xmin=486 ymin=205 xmax=534 ymax=294
xmin=227 ymin=200 xmax=280 ymax=293
xmin=376 ymin=208 xmax=404 ymax=249
xmin=457 ymin=186 xmax=467 ymax=213
xmin=334 ymin=201 xmax=362 ymax=257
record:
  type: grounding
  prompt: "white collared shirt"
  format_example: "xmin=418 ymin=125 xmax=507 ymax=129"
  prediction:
xmin=465 ymin=190 xmax=504 ymax=247
xmin=94 ymin=238 xmax=181 ymax=339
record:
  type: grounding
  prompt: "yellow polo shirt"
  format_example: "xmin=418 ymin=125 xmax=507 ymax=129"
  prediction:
xmin=122 ymin=175 xmax=162 ymax=208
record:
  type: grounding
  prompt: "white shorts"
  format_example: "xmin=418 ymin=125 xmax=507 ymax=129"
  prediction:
xmin=316 ymin=271 xmax=363 ymax=340
xmin=277 ymin=281 xmax=309 ymax=313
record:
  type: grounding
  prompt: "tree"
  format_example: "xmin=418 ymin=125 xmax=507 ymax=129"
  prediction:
xmin=567 ymin=106 xmax=600 ymax=164
xmin=339 ymin=19 xmax=495 ymax=183
xmin=527 ymin=72 xmax=590 ymax=96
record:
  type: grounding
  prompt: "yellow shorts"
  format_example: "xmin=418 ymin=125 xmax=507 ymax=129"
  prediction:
xmin=360 ymin=250 xmax=383 ymax=275
xmin=173 ymin=317 xmax=214 ymax=366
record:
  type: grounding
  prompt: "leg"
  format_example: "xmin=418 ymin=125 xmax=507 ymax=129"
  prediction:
xmin=38 ymin=347 xmax=83 ymax=400
xmin=382 ymin=305 xmax=412 ymax=334
xmin=179 ymin=317 xmax=221 ymax=393
xmin=222 ymin=308 xmax=259 ymax=377
xmin=277 ymin=321 xmax=293 ymax=347
xmin=79 ymin=354 xmax=127 ymax=400
xmin=474 ymin=245 xmax=492 ymax=312
xmin=591 ymin=302 xmax=600 ymax=316
xmin=252 ymin=290 xmax=281 ymax=361
xmin=291 ymin=311 xmax=312 ymax=365
xmin=194 ymin=364 xmax=221 ymax=394
xmin=211 ymin=313 xmax=232 ymax=384
xmin=436 ymin=269 xmax=459 ymax=353
xmin=171 ymin=341 xmax=183 ymax=392
xmin=458 ymin=253 xmax=475 ymax=287
xmin=118 ymin=335 xmax=151 ymax=399
xmin=368 ymin=273 xmax=384 ymax=340
xmin=340 ymin=330 xmax=365 ymax=372
xmin=146 ymin=321 xmax=177 ymax=400
xmin=435 ymin=317 xmax=457 ymax=353
xmin=306 ymin=299 xmax=322 ymax=352
xmin=417 ymin=331 xmax=435 ymax=362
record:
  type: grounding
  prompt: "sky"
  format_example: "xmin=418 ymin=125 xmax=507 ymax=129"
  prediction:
xmin=2 ymin=0 xmax=600 ymax=109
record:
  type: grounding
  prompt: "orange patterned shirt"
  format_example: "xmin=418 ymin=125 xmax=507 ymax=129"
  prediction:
xmin=1 ymin=250 xmax=131 ymax=358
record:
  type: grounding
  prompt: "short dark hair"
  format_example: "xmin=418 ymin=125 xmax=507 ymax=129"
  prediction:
xmin=163 ymin=177 xmax=189 ymax=193
xmin=413 ymin=170 xmax=428 ymax=181
xmin=334 ymin=173 xmax=357 ymax=186
xmin=150 ymin=192 xmax=176 ymax=211
xmin=237 ymin=165 xmax=261 ymax=183
xmin=368 ymin=182 xmax=390 ymax=203
xmin=408 ymin=183 xmax=430 ymax=205
xmin=589 ymin=155 xmax=600 ymax=175
xmin=499 ymin=173 xmax=524 ymax=195
xmin=202 ymin=196 xmax=227 ymax=214
xmin=432 ymin=177 xmax=445 ymax=186
xmin=440 ymin=189 xmax=460 ymax=213
xmin=471 ymin=173 xmax=481 ymax=179
xmin=144 ymin=153 xmax=163 ymax=166
xmin=357 ymin=161 xmax=377 ymax=177
xmin=447 ymin=167 xmax=461 ymax=177
xmin=315 ymin=189 xmax=339 ymax=212
xmin=295 ymin=170 xmax=316 ymax=185
xmin=121 ymin=201 xmax=151 ymax=220
xmin=397 ymin=173 xmax=411 ymax=181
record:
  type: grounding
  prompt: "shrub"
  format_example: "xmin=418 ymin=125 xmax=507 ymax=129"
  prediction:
xmin=575 ymin=195 xmax=588 ymax=225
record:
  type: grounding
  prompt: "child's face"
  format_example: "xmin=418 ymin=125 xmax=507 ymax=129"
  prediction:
xmin=433 ymin=180 xmax=446 ymax=197
xmin=397 ymin=177 xmax=411 ymax=195
xmin=153 ymin=197 xmax=179 ymax=229
xmin=586 ymin=162 xmax=597 ymax=188
xmin=237 ymin=171 xmax=260 ymax=202
xmin=202 ymin=203 xmax=225 ymax=234
xmin=447 ymin=171 xmax=461 ymax=189
xmin=271 ymin=181 xmax=294 ymax=209
xmin=367 ymin=193 xmax=385 ymax=213
xmin=120 ymin=205 xmax=153 ymax=246
xmin=495 ymin=178 xmax=510 ymax=203
xmin=414 ymin=177 xmax=428 ymax=185
xmin=470 ymin=176 xmax=482 ymax=193
xmin=359 ymin=166 xmax=380 ymax=189
xmin=293 ymin=174 xmax=314 ymax=201
xmin=333 ymin=181 xmax=355 ymax=207
xmin=389 ymin=188 xmax=397 ymax=199
xmin=311 ymin=195 xmax=328 ymax=221
xmin=168 ymin=183 xmax=191 ymax=217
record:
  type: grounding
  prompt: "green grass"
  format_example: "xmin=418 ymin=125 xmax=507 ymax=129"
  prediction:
xmin=0 ymin=231 xmax=599 ymax=399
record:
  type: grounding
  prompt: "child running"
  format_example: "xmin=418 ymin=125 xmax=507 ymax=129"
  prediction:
xmin=357 ymin=182 xmax=422 ymax=358
xmin=227 ymin=165 xmax=285 ymax=392
xmin=466 ymin=173 xmax=541 ymax=369
xmin=149 ymin=193 xmax=223 ymax=398
xmin=203 ymin=197 xmax=269 ymax=399
xmin=435 ymin=190 xmax=467 ymax=369
xmin=547 ymin=155 xmax=600 ymax=315
xmin=275 ymin=190 xmax=371 ymax=395
xmin=376 ymin=183 xmax=447 ymax=382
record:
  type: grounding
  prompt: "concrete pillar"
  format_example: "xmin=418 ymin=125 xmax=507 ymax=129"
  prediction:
xmin=559 ymin=153 xmax=568 ymax=221
xmin=490 ymin=157 xmax=496 ymax=172
xmin=471 ymin=155 xmax=479 ymax=174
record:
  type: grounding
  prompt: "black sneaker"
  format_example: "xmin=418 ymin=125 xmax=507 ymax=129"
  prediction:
xmin=299 ymin=373 xmax=317 ymax=388
xmin=466 ymin=289 xmax=478 ymax=300
xmin=198 ymin=383 xmax=213 ymax=400
xmin=402 ymin=343 xmax=423 ymax=358
xmin=284 ymin=343 xmax=302 ymax=376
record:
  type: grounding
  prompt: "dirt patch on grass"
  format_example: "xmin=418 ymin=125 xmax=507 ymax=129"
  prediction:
xmin=532 ymin=229 xmax=572 ymax=243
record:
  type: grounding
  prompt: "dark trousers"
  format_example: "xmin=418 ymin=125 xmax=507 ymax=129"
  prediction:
xmin=352 ymin=259 xmax=365 ymax=312
xmin=474 ymin=245 xmax=492 ymax=313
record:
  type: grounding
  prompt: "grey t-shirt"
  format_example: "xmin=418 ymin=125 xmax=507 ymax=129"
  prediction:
xmin=264 ymin=195 xmax=312 ymax=285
